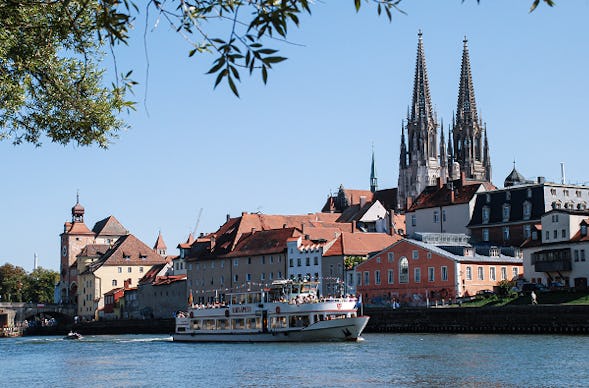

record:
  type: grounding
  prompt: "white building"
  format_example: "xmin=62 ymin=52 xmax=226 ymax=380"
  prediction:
xmin=521 ymin=209 xmax=589 ymax=289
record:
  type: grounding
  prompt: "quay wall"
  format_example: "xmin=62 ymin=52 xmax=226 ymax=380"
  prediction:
xmin=364 ymin=305 xmax=589 ymax=334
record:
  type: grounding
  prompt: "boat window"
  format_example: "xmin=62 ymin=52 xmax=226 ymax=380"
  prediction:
xmin=191 ymin=320 xmax=201 ymax=330
xmin=216 ymin=319 xmax=229 ymax=330
xmin=202 ymin=319 xmax=215 ymax=330
xmin=233 ymin=318 xmax=245 ymax=329
xmin=270 ymin=316 xmax=288 ymax=329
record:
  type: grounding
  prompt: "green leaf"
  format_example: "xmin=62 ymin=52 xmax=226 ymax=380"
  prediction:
xmin=228 ymin=75 xmax=240 ymax=97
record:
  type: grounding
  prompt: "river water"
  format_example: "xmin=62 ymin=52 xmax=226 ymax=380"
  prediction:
xmin=1 ymin=333 xmax=587 ymax=387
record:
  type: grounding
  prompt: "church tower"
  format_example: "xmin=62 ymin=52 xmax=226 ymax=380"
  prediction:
xmin=59 ymin=194 xmax=95 ymax=304
xmin=370 ymin=146 xmax=378 ymax=193
xmin=451 ymin=37 xmax=492 ymax=182
xmin=398 ymin=31 xmax=441 ymax=208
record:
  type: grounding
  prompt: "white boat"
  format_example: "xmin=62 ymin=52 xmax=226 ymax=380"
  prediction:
xmin=173 ymin=280 xmax=369 ymax=342
xmin=63 ymin=331 xmax=83 ymax=340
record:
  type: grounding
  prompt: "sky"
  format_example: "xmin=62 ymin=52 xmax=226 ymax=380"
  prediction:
xmin=1 ymin=1 xmax=588 ymax=272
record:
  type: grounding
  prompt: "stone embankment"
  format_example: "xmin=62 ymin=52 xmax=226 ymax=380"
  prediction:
xmin=365 ymin=305 xmax=589 ymax=334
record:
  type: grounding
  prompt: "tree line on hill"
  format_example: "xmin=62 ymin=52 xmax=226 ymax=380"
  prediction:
xmin=0 ymin=263 xmax=59 ymax=304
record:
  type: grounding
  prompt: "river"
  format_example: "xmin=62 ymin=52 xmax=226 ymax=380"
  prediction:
xmin=1 ymin=333 xmax=587 ymax=387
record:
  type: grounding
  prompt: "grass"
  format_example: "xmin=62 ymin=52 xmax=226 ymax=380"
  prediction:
xmin=460 ymin=291 xmax=589 ymax=307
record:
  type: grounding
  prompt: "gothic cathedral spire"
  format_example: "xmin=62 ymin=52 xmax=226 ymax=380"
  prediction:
xmin=452 ymin=37 xmax=491 ymax=182
xmin=398 ymin=31 xmax=442 ymax=209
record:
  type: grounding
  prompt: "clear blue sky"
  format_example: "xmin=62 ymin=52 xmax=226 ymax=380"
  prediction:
xmin=1 ymin=1 xmax=587 ymax=272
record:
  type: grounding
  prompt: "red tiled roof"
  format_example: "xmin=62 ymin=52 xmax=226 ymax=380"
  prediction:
xmin=224 ymin=227 xmax=301 ymax=258
xmin=323 ymin=232 xmax=401 ymax=257
xmin=64 ymin=221 xmax=94 ymax=235
xmin=153 ymin=232 xmax=167 ymax=250
xmin=92 ymin=215 xmax=128 ymax=236
xmin=408 ymin=180 xmax=487 ymax=211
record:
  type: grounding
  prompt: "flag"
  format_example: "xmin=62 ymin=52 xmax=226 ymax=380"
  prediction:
xmin=188 ymin=289 xmax=194 ymax=307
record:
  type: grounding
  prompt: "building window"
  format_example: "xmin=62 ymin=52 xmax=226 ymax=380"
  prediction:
xmin=523 ymin=225 xmax=531 ymax=239
xmin=364 ymin=271 xmax=370 ymax=286
xmin=278 ymin=271 xmax=283 ymax=279
xmin=486 ymin=193 xmax=491 ymax=203
xmin=127 ymin=267 xmax=132 ymax=273
xmin=441 ymin=266 xmax=448 ymax=281
xmin=502 ymin=204 xmax=511 ymax=222
xmin=545 ymin=231 xmax=550 ymax=240
xmin=482 ymin=206 xmax=490 ymax=224
xmin=433 ymin=211 xmax=439 ymax=223
xmin=428 ymin=267 xmax=435 ymax=282
xmin=427 ymin=252 xmax=432 ymax=259
xmin=233 ymin=274 xmax=238 ymax=282
xmin=574 ymin=250 xmax=579 ymax=262
xmin=306 ymin=257 xmax=310 ymax=266
xmin=376 ymin=256 xmax=381 ymax=263
xmin=246 ymin=274 xmax=251 ymax=282
xmin=289 ymin=259 xmax=293 ymax=268
xmin=261 ymin=273 xmax=265 ymax=281
xmin=411 ymin=215 xmax=416 ymax=227
xmin=503 ymin=227 xmax=510 ymax=241
xmin=399 ymin=257 xmax=409 ymax=283
xmin=552 ymin=214 xmax=559 ymax=223
xmin=414 ymin=268 xmax=421 ymax=283
xmin=139 ymin=267 xmax=144 ymax=273
xmin=314 ymin=257 xmax=318 ymax=265
xmin=482 ymin=228 xmax=489 ymax=242
xmin=375 ymin=270 xmax=381 ymax=285
xmin=561 ymin=229 xmax=566 ymax=238
xmin=388 ymin=269 xmax=394 ymax=284
xmin=553 ymin=230 xmax=558 ymax=239
xmin=234 ymin=259 xmax=238 ymax=267
xmin=527 ymin=188 xmax=532 ymax=198
xmin=581 ymin=250 xmax=586 ymax=262
xmin=442 ymin=210 xmax=447 ymax=223
xmin=512 ymin=267 xmax=519 ymax=278
xmin=501 ymin=267 xmax=507 ymax=281
xmin=506 ymin=191 xmax=511 ymax=201
xmin=412 ymin=250 xmax=419 ymax=260
xmin=112 ymin=280 xmax=117 ymax=286
xmin=477 ymin=267 xmax=484 ymax=280
xmin=118 ymin=267 xmax=122 ymax=273
xmin=490 ymin=267 xmax=496 ymax=281
xmin=523 ymin=201 xmax=532 ymax=220
xmin=297 ymin=258 xmax=301 ymax=267
xmin=466 ymin=266 xmax=472 ymax=281
xmin=388 ymin=252 xmax=394 ymax=262
xmin=247 ymin=257 xmax=251 ymax=265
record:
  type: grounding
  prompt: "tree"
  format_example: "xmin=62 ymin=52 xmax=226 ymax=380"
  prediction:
xmin=0 ymin=263 xmax=27 ymax=302
xmin=24 ymin=267 xmax=60 ymax=304
xmin=0 ymin=0 xmax=555 ymax=148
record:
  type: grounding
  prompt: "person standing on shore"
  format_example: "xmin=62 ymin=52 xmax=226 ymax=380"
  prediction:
xmin=531 ymin=290 xmax=538 ymax=305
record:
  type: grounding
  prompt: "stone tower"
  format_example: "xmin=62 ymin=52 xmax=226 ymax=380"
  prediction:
xmin=398 ymin=31 xmax=442 ymax=208
xmin=59 ymin=194 xmax=95 ymax=304
xmin=451 ymin=37 xmax=492 ymax=182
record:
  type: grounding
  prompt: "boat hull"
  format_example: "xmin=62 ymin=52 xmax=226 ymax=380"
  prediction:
xmin=173 ymin=316 xmax=369 ymax=343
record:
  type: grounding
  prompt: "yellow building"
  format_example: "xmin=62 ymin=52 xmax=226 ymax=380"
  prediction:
xmin=77 ymin=234 xmax=165 ymax=320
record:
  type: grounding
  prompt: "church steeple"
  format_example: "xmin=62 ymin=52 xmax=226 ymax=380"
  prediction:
xmin=370 ymin=145 xmax=378 ymax=193
xmin=410 ymin=30 xmax=436 ymax=130
xmin=71 ymin=191 xmax=85 ymax=223
xmin=456 ymin=37 xmax=478 ymax=126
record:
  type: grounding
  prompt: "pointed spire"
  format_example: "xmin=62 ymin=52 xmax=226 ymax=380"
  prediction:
xmin=410 ymin=31 xmax=436 ymax=128
xmin=153 ymin=231 xmax=167 ymax=255
xmin=370 ymin=144 xmax=378 ymax=193
xmin=439 ymin=119 xmax=447 ymax=167
xmin=456 ymin=36 xmax=479 ymax=125
xmin=399 ymin=122 xmax=407 ymax=168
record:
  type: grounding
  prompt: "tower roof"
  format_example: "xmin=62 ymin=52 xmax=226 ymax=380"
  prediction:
xmin=92 ymin=215 xmax=128 ymax=237
xmin=504 ymin=163 xmax=527 ymax=187
xmin=410 ymin=31 xmax=436 ymax=127
xmin=456 ymin=37 xmax=479 ymax=125
xmin=153 ymin=231 xmax=167 ymax=251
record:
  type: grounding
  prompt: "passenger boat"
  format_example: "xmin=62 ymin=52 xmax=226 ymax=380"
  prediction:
xmin=173 ymin=280 xmax=369 ymax=342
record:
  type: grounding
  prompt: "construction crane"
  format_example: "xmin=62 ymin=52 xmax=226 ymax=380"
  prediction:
xmin=192 ymin=208 xmax=203 ymax=236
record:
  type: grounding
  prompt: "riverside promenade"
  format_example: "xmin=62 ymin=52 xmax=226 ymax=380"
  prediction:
xmin=365 ymin=305 xmax=589 ymax=334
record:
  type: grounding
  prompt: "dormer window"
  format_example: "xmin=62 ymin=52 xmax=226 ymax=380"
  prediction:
xmin=502 ymin=204 xmax=511 ymax=222
xmin=486 ymin=193 xmax=491 ymax=203
xmin=482 ymin=206 xmax=490 ymax=224
xmin=123 ymin=254 xmax=131 ymax=261
xmin=523 ymin=201 xmax=532 ymax=220
xmin=527 ymin=188 xmax=532 ymax=199
xmin=581 ymin=224 xmax=587 ymax=237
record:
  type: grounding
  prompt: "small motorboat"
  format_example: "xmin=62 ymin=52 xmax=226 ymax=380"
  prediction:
xmin=63 ymin=331 xmax=83 ymax=340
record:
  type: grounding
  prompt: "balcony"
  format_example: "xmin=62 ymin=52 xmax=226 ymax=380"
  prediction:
xmin=532 ymin=248 xmax=572 ymax=272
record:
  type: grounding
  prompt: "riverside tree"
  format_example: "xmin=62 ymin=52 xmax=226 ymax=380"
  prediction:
xmin=0 ymin=0 xmax=554 ymax=148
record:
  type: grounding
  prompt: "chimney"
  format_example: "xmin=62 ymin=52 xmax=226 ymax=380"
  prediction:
xmin=241 ymin=211 xmax=248 ymax=217
xmin=560 ymin=162 xmax=566 ymax=184
xmin=360 ymin=196 xmax=367 ymax=208
xmin=226 ymin=214 xmax=230 ymax=222
xmin=537 ymin=176 xmax=545 ymax=184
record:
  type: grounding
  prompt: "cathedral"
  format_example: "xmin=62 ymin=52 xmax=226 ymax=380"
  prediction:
xmin=397 ymin=32 xmax=492 ymax=209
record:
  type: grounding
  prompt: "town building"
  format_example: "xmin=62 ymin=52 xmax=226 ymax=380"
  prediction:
xmin=468 ymin=171 xmax=589 ymax=246
xmin=405 ymin=174 xmax=494 ymax=237
xmin=136 ymin=261 xmax=187 ymax=319
xmin=521 ymin=209 xmax=589 ymax=290
xmin=398 ymin=33 xmax=491 ymax=209
xmin=76 ymin=233 xmax=165 ymax=320
xmin=356 ymin=233 xmax=523 ymax=306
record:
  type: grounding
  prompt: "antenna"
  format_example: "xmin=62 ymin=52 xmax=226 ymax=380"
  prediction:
xmin=192 ymin=208 xmax=203 ymax=236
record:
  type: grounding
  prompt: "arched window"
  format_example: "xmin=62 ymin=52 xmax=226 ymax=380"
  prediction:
xmin=399 ymin=257 xmax=409 ymax=283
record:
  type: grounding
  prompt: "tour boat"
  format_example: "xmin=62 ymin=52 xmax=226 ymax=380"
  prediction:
xmin=173 ymin=280 xmax=369 ymax=342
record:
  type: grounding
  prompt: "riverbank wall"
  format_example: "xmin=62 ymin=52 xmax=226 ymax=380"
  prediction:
xmin=365 ymin=305 xmax=589 ymax=334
